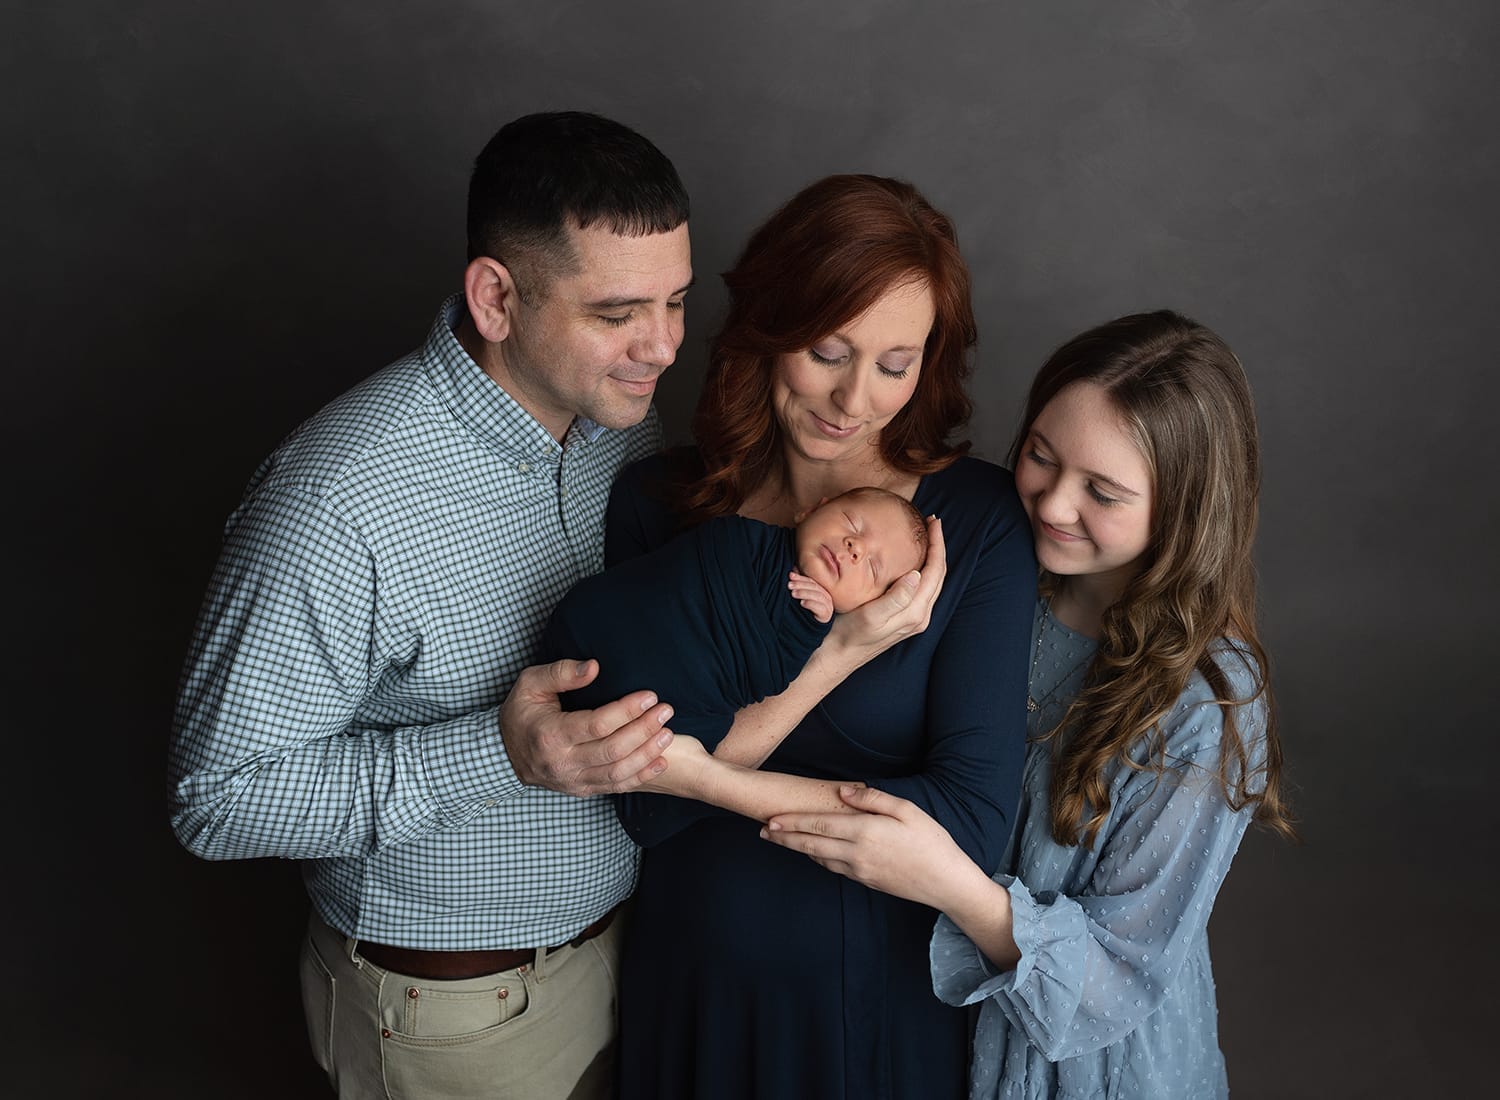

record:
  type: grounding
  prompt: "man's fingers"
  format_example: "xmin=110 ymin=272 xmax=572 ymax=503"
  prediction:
xmin=570 ymin=703 xmax=673 ymax=769
xmin=519 ymin=656 xmax=600 ymax=699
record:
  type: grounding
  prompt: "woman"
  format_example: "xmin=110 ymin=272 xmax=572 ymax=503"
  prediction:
xmin=607 ymin=175 xmax=1038 ymax=1098
xmin=764 ymin=311 xmax=1296 ymax=1099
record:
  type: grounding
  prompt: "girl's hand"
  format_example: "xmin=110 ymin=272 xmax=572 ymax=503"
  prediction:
xmin=761 ymin=784 xmax=977 ymax=911
xmin=821 ymin=516 xmax=945 ymax=673
xmin=788 ymin=571 xmax=835 ymax=623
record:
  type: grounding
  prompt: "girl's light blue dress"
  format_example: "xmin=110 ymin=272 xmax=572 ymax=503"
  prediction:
xmin=931 ymin=602 xmax=1266 ymax=1099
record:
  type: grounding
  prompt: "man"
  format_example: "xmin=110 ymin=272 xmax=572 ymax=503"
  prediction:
xmin=170 ymin=111 xmax=692 ymax=1099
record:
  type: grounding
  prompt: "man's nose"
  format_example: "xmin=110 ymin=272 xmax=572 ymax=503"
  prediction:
xmin=632 ymin=309 xmax=680 ymax=367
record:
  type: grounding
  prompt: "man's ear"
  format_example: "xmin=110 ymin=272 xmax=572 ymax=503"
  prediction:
xmin=464 ymin=256 xmax=522 ymax=343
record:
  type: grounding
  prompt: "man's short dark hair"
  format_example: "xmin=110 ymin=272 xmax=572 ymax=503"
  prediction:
xmin=467 ymin=111 xmax=690 ymax=301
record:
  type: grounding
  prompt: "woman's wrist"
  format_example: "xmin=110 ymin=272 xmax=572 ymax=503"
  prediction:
xmin=811 ymin=627 xmax=867 ymax=680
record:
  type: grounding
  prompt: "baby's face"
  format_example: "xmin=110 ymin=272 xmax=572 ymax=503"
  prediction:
xmin=795 ymin=494 xmax=925 ymax=613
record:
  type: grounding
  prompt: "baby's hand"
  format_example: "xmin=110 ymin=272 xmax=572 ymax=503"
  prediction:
xmin=788 ymin=571 xmax=835 ymax=624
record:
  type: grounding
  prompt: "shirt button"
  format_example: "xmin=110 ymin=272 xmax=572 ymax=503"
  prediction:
xmin=517 ymin=461 xmax=532 ymax=474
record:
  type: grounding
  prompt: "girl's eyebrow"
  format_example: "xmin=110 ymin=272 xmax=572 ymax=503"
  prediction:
xmin=1032 ymin=429 xmax=1144 ymax=497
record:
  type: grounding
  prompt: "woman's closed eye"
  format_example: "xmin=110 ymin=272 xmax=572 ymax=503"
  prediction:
xmin=809 ymin=343 xmax=850 ymax=366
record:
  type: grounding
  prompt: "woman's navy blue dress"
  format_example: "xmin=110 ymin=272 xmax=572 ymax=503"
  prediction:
xmin=608 ymin=451 xmax=1037 ymax=1100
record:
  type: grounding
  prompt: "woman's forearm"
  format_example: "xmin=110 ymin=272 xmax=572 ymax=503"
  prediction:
xmin=713 ymin=642 xmax=859 ymax=768
xmin=655 ymin=746 xmax=855 ymax=822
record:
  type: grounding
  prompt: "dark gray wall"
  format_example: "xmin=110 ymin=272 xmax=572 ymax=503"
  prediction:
xmin=8 ymin=1 xmax=1493 ymax=1095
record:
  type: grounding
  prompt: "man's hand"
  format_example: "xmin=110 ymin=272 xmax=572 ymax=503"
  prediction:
xmin=637 ymin=733 xmax=713 ymax=797
xmin=499 ymin=659 xmax=674 ymax=796
xmin=788 ymin=570 xmax=835 ymax=624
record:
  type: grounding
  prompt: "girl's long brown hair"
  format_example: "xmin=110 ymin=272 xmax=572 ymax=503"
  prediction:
xmin=1009 ymin=311 xmax=1295 ymax=847
xmin=682 ymin=175 xmax=978 ymax=521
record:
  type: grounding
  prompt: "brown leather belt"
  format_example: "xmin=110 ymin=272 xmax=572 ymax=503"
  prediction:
xmin=354 ymin=906 xmax=618 ymax=981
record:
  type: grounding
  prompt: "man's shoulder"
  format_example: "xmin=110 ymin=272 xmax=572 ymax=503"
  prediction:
xmin=256 ymin=349 xmax=440 ymax=498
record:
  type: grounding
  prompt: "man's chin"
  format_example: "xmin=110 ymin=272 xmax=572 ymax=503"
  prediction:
xmin=581 ymin=390 xmax=658 ymax=430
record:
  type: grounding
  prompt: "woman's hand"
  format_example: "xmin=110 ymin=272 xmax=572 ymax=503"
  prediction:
xmin=760 ymin=784 xmax=979 ymax=911
xmin=820 ymin=516 xmax=946 ymax=675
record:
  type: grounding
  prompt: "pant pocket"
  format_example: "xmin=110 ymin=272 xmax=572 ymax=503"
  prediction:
xmin=379 ymin=976 xmax=533 ymax=1100
xmin=298 ymin=933 xmax=336 ymax=1077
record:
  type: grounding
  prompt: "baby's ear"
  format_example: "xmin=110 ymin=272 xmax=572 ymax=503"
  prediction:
xmin=794 ymin=496 xmax=832 ymax=525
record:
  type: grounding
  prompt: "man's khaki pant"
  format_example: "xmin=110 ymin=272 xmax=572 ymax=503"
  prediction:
xmin=300 ymin=913 xmax=620 ymax=1100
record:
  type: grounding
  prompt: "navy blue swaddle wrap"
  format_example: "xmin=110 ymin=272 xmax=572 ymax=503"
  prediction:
xmin=538 ymin=513 xmax=830 ymax=760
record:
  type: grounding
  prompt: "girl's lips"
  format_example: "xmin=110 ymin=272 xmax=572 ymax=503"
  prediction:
xmin=811 ymin=412 xmax=859 ymax=438
xmin=1040 ymin=520 xmax=1087 ymax=543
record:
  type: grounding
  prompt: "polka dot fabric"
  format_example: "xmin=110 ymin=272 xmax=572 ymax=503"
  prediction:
xmin=929 ymin=601 xmax=1265 ymax=1098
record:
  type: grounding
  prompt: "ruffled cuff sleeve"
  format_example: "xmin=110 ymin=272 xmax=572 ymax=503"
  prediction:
xmin=931 ymin=874 xmax=1089 ymax=1019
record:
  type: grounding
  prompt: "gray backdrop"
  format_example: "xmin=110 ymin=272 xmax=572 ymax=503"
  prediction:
xmin=8 ymin=1 xmax=1494 ymax=1096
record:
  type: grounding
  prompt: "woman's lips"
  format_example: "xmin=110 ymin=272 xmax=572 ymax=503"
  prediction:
xmin=811 ymin=412 xmax=859 ymax=438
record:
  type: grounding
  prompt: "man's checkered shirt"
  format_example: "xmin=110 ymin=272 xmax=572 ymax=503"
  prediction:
xmin=170 ymin=297 xmax=661 ymax=949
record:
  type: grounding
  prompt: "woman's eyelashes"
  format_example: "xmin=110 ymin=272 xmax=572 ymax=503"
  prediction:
xmin=807 ymin=345 xmax=913 ymax=378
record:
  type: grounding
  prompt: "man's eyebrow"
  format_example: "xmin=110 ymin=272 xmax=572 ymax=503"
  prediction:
xmin=1032 ymin=430 xmax=1144 ymax=497
xmin=583 ymin=276 xmax=696 ymax=311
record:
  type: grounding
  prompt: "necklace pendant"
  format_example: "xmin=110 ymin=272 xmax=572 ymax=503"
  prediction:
xmin=1026 ymin=696 xmax=1039 ymax=713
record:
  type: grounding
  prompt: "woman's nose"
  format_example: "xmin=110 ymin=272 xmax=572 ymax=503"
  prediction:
xmin=831 ymin=368 xmax=869 ymax=417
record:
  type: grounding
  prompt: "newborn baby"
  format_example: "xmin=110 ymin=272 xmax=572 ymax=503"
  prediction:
xmin=538 ymin=486 xmax=928 ymax=748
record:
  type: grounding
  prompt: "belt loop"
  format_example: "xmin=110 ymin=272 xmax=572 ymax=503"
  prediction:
xmin=346 ymin=932 xmax=366 ymax=971
xmin=533 ymin=943 xmax=550 ymax=983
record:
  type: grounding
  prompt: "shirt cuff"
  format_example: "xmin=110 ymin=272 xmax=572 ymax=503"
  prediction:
xmin=420 ymin=706 xmax=528 ymax=817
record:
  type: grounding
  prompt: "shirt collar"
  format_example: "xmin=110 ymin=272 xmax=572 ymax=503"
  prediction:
xmin=423 ymin=295 xmax=607 ymax=458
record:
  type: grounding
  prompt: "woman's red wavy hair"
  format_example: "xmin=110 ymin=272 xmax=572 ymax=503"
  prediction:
xmin=682 ymin=174 xmax=978 ymax=520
